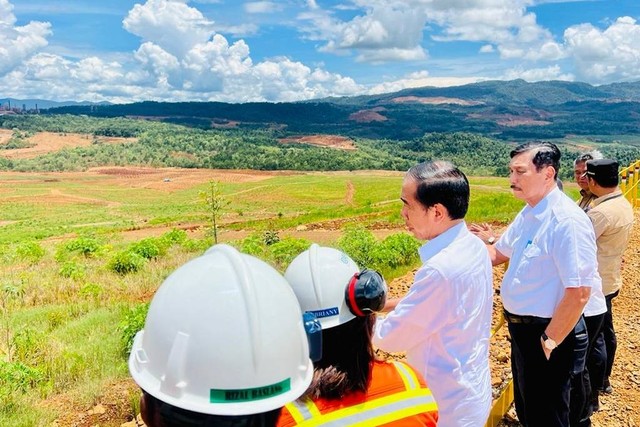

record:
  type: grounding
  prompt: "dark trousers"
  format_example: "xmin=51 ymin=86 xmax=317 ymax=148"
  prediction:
xmin=569 ymin=313 xmax=605 ymax=427
xmin=602 ymin=291 xmax=619 ymax=384
xmin=509 ymin=318 xmax=583 ymax=427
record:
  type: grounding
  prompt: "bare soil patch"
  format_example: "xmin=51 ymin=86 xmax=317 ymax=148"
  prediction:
xmin=0 ymin=131 xmax=136 ymax=160
xmin=467 ymin=113 xmax=551 ymax=127
xmin=89 ymin=166 xmax=299 ymax=191
xmin=391 ymin=96 xmax=484 ymax=106
xmin=349 ymin=108 xmax=388 ymax=122
xmin=278 ymin=135 xmax=357 ymax=150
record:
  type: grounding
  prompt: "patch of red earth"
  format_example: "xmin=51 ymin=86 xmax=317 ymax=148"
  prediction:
xmin=348 ymin=109 xmax=388 ymax=123
xmin=391 ymin=96 xmax=484 ymax=106
xmin=467 ymin=113 xmax=551 ymax=127
xmin=0 ymin=131 xmax=136 ymax=160
xmin=211 ymin=119 xmax=240 ymax=128
xmin=495 ymin=117 xmax=552 ymax=127
xmin=278 ymin=135 xmax=357 ymax=150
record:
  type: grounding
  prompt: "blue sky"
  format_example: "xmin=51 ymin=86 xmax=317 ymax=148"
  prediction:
xmin=1 ymin=0 xmax=639 ymax=103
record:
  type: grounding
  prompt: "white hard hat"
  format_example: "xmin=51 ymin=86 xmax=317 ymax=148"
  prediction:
xmin=129 ymin=244 xmax=313 ymax=416
xmin=285 ymin=243 xmax=388 ymax=330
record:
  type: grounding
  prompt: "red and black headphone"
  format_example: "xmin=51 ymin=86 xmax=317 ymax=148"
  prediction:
xmin=344 ymin=269 xmax=387 ymax=317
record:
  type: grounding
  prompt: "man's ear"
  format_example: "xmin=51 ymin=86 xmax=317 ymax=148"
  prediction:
xmin=545 ymin=165 xmax=556 ymax=181
xmin=432 ymin=203 xmax=447 ymax=221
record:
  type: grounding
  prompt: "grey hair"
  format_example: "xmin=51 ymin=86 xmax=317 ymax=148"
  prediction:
xmin=573 ymin=149 xmax=603 ymax=166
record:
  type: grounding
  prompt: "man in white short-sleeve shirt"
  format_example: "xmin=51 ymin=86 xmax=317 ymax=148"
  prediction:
xmin=373 ymin=160 xmax=493 ymax=427
xmin=488 ymin=142 xmax=601 ymax=427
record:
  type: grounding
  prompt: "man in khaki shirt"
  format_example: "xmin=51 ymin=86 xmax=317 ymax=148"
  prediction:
xmin=584 ymin=159 xmax=635 ymax=395
xmin=574 ymin=150 xmax=603 ymax=211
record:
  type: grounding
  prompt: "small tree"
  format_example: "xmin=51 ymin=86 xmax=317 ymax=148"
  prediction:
xmin=199 ymin=180 xmax=229 ymax=244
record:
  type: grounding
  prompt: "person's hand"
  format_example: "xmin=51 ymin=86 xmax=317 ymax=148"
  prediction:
xmin=468 ymin=222 xmax=497 ymax=244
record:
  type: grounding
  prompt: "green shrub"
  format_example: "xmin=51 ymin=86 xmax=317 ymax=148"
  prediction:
xmin=370 ymin=233 xmax=420 ymax=269
xmin=107 ymin=251 xmax=146 ymax=275
xmin=15 ymin=242 xmax=45 ymax=264
xmin=12 ymin=328 xmax=45 ymax=363
xmin=337 ymin=225 xmax=377 ymax=267
xmin=0 ymin=360 xmax=44 ymax=394
xmin=79 ymin=282 xmax=103 ymax=299
xmin=180 ymin=237 xmax=213 ymax=253
xmin=120 ymin=303 xmax=149 ymax=356
xmin=61 ymin=236 xmax=103 ymax=258
xmin=270 ymin=238 xmax=311 ymax=269
xmin=159 ymin=229 xmax=187 ymax=246
xmin=263 ymin=229 xmax=280 ymax=246
xmin=237 ymin=233 xmax=266 ymax=257
xmin=129 ymin=238 xmax=163 ymax=260
xmin=58 ymin=261 xmax=86 ymax=280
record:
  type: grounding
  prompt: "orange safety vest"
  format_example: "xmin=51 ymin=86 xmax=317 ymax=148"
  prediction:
xmin=277 ymin=360 xmax=438 ymax=427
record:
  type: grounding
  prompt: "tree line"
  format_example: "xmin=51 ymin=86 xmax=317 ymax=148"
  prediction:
xmin=1 ymin=114 xmax=639 ymax=179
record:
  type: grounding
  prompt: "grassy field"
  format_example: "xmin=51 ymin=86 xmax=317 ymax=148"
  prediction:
xmin=0 ymin=168 xmax=540 ymax=426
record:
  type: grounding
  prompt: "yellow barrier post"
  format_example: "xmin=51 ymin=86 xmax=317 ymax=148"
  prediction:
xmin=621 ymin=159 xmax=640 ymax=208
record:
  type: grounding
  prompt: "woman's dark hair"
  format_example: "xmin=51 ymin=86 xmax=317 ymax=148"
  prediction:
xmin=140 ymin=390 xmax=282 ymax=427
xmin=304 ymin=315 xmax=376 ymax=400
xmin=510 ymin=141 xmax=561 ymax=179
xmin=406 ymin=160 xmax=469 ymax=219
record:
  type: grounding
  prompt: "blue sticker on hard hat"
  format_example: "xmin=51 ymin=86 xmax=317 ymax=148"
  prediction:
xmin=303 ymin=312 xmax=322 ymax=362
xmin=340 ymin=253 xmax=350 ymax=264
xmin=210 ymin=378 xmax=291 ymax=403
xmin=307 ymin=307 xmax=339 ymax=318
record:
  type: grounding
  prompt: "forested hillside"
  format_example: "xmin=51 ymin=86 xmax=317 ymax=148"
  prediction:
xmin=40 ymin=79 xmax=640 ymax=141
xmin=1 ymin=114 xmax=639 ymax=180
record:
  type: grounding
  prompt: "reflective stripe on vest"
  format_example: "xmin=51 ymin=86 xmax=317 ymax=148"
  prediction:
xmin=391 ymin=361 xmax=420 ymax=390
xmin=284 ymin=361 xmax=436 ymax=426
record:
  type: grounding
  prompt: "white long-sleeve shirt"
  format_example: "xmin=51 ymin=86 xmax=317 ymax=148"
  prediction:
xmin=373 ymin=222 xmax=493 ymax=427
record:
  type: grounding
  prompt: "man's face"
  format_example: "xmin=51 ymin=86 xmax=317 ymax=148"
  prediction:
xmin=400 ymin=177 xmax=436 ymax=240
xmin=574 ymin=160 xmax=589 ymax=191
xmin=509 ymin=150 xmax=554 ymax=206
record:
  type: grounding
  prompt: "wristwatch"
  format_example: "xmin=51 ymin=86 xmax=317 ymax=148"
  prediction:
xmin=541 ymin=332 xmax=558 ymax=351
xmin=487 ymin=236 xmax=496 ymax=245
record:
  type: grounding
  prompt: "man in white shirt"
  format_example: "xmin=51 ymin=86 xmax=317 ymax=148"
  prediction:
xmin=373 ymin=160 xmax=493 ymax=427
xmin=487 ymin=142 xmax=601 ymax=427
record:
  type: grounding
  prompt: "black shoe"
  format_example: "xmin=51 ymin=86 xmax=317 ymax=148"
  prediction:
xmin=601 ymin=385 xmax=613 ymax=394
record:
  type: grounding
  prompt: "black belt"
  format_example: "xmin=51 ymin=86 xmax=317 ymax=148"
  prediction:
xmin=503 ymin=310 xmax=551 ymax=325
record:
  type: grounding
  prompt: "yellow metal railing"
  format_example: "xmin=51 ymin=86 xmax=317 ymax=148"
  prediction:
xmin=620 ymin=159 xmax=640 ymax=208
xmin=485 ymin=315 xmax=514 ymax=427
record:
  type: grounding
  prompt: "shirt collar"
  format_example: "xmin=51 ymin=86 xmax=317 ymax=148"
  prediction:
xmin=592 ymin=189 xmax=623 ymax=207
xmin=524 ymin=187 xmax=563 ymax=221
xmin=419 ymin=221 xmax=468 ymax=263
xmin=580 ymin=188 xmax=593 ymax=198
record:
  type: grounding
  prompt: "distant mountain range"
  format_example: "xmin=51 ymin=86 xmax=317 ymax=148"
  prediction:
xmin=0 ymin=98 xmax=111 ymax=111
xmin=32 ymin=79 xmax=640 ymax=140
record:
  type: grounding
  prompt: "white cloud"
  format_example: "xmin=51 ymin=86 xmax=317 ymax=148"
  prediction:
xmin=0 ymin=0 xmax=365 ymax=103
xmin=122 ymin=0 xmax=216 ymax=58
xmin=502 ymin=65 xmax=574 ymax=82
xmin=298 ymin=2 xmax=428 ymax=62
xmin=298 ymin=0 xmax=568 ymax=66
xmin=368 ymin=70 xmax=487 ymax=94
xmin=563 ymin=16 xmax=640 ymax=83
xmin=0 ymin=0 xmax=52 ymax=75
xmin=479 ymin=44 xmax=494 ymax=53
xmin=244 ymin=2 xmax=281 ymax=14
